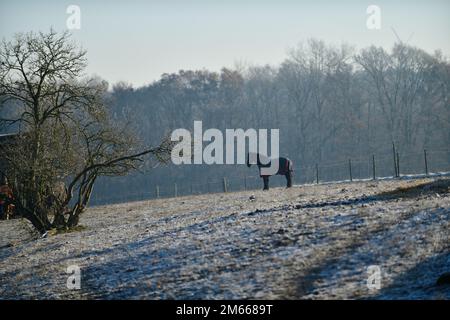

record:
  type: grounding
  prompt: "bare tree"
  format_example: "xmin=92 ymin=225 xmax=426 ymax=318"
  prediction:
xmin=0 ymin=30 xmax=172 ymax=233
xmin=355 ymin=43 xmax=431 ymax=148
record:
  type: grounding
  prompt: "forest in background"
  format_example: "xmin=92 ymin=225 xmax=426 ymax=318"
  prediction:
xmin=4 ymin=39 xmax=450 ymax=204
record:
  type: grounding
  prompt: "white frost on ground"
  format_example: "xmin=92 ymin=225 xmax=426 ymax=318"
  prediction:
xmin=0 ymin=178 xmax=449 ymax=299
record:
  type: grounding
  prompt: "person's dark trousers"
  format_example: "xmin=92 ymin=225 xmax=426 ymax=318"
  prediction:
xmin=263 ymin=176 xmax=269 ymax=190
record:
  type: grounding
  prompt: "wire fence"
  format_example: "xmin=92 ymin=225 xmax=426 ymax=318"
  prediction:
xmin=90 ymin=148 xmax=450 ymax=206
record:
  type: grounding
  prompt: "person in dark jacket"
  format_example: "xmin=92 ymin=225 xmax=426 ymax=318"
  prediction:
xmin=0 ymin=177 xmax=14 ymax=220
xmin=247 ymin=152 xmax=293 ymax=190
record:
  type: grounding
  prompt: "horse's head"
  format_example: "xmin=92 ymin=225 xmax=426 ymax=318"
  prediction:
xmin=247 ymin=152 xmax=260 ymax=167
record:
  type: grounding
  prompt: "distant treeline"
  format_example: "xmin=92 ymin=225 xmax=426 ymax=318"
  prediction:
xmin=13 ymin=39 xmax=450 ymax=203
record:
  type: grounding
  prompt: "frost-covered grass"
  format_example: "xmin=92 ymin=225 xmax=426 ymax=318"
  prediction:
xmin=0 ymin=178 xmax=449 ymax=299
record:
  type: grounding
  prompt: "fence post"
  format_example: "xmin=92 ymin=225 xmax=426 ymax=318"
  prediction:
xmin=316 ymin=163 xmax=319 ymax=184
xmin=174 ymin=183 xmax=178 ymax=197
xmin=372 ymin=155 xmax=376 ymax=180
xmin=396 ymin=152 xmax=400 ymax=177
xmin=223 ymin=177 xmax=228 ymax=193
xmin=348 ymin=159 xmax=353 ymax=182
xmin=392 ymin=142 xmax=397 ymax=177
xmin=156 ymin=185 xmax=160 ymax=198
xmin=424 ymin=149 xmax=429 ymax=176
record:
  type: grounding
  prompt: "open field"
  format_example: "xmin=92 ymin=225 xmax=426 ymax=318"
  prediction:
xmin=0 ymin=177 xmax=449 ymax=299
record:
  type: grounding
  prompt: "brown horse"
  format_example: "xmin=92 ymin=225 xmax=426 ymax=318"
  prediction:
xmin=247 ymin=153 xmax=293 ymax=190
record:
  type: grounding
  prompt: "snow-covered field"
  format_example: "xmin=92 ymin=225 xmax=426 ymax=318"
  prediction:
xmin=0 ymin=178 xmax=449 ymax=299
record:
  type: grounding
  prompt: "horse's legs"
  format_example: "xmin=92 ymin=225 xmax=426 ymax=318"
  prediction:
xmin=263 ymin=176 xmax=269 ymax=190
xmin=286 ymin=171 xmax=293 ymax=188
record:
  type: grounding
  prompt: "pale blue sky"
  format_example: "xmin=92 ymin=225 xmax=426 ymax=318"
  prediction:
xmin=1 ymin=0 xmax=449 ymax=87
